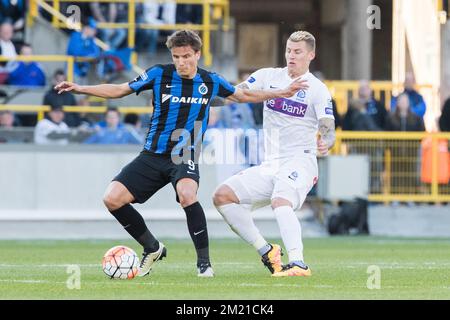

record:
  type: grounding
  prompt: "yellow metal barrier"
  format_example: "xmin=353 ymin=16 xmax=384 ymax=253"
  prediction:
xmin=0 ymin=105 xmax=153 ymax=122
xmin=0 ymin=55 xmax=75 ymax=82
xmin=324 ymin=80 xmax=434 ymax=118
xmin=28 ymin=0 xmax=230 ymax=67
xmin=3 ymin=103 xmax=449 ymax=203
xmin=332 ymin=131 xmax=450 ymax=203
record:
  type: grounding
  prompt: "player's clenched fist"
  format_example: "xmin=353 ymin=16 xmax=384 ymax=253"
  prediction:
xmin=317 ymin=138 xmax=329 ymax=156
xmin=54 ymin=81 xmax=81 ymax=94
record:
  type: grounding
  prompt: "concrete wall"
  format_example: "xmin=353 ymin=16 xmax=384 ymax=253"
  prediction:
xmin=0 ymin=145 xmax=220 ymax=213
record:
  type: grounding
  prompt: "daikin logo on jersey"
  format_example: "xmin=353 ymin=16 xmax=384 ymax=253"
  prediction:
xmin=267 ymin=98 xmax=307 ymax=117
xmin=162 ymin=94 xmax=209 ymax=105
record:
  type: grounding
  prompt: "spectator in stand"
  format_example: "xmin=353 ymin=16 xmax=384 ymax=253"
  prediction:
xmin=7 ymin=43 xmax=46 ymax=87
xmin=176 ymin=4 xmax=202 ymax=24
xmin=220 ymin=99 xmax=255 ymax=130
xmin=385 ymin=93 xmax=425 ymax=132
xmin=346 ymin=99 xmax=380 ymax=131
xmin=0 ymin=109 xmax=17 ymax=143
xmin=391 ymin=72 xmax=427 ymax=119
xmin=357 ymin=80 xmax=387 ymax=129
xmin=43 ymin=69 xmax=83 ymax=128
xmin=90 ymin=2 xmax=126 ymax=50
xmin=0 ymin=1 xmax=26 ymax=35
xmin=385 ymin=93 xmax=425 ymax=197
xmin=84 ymin=108 xmax=141 ymax=144
xmin=439 ymin=97 xmax=450 ymax=132
xmin=34 ymin=105 xmax=71 ymax=145
xmin=67 ymin=18 xmax=101 ymax=83
xmin=0 ymin=21 xmax=18 ymax=83
xmin=136 ymin=1 xmax=176 ymax=54
xmin=124 ymin=112 xmax=144 ymax=144
xmin=0 ymin=110 xmax=15 ymax=128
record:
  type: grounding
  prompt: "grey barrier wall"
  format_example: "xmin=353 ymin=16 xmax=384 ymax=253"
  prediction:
xmin=0 ymin=145 xmax=222 ymax=213
xmin=0 ymin=145 xmax=327 ymax=239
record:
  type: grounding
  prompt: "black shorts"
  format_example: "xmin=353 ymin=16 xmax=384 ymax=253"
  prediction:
xmin=112 ymin=151 xmax=200 ymax=204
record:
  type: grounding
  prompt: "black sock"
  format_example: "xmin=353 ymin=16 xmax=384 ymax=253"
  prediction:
xmin=110 ymin=204 xmax=159 ymax=253
xmin=183 ymin=202 xmax=210 ymax=265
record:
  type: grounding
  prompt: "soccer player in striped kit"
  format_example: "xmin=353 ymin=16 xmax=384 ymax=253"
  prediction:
xmin=55 ymin=30 xmax=308 ymax=277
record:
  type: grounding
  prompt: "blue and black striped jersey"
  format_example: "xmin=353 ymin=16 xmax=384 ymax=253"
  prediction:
xmin=128 ymin=64 xmax=235 ymax=155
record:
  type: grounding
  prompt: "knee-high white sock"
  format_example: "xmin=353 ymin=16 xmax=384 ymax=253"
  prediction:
xmin=216 ymin=203 xmax=268 ymax=252
xmin=273 ymin=206 xmax=304 ymax=262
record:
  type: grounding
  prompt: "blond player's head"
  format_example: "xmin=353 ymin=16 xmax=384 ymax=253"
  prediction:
xmin=285 ymin=31 xmax=316 ymax=77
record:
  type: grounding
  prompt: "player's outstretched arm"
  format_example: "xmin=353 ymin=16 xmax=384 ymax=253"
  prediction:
xmin=54 ymin=81 xmax=133 ymax=99
xmin=317 ymin=118 xmax=336 ymax=156
xmin=228 ymin=79 xmax=309 ymax=103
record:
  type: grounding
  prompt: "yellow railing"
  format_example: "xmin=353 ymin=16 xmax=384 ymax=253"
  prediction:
xmin=0 ymin=55 xmax=75 ymax=82
xmin=2 ymin=103 xmax=449 ymax=203
xmin=28 ymin=0 xmax=230 ymax=67
xmin=324 ymin=81 xmax=435 ymax=118
xmin=0 ymin=105 xmax=152 ymax=122
xmin=332 ymin=131 xmax=450 ymax=203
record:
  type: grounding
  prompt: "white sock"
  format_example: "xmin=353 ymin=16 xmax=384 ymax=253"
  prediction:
xmin=217 ymin=203 xmax=267 ymax=251
xmin=273 ymin=206 xmax=304 ymax=262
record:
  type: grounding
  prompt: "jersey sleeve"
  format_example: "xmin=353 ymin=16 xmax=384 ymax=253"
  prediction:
xmin=215 ymin=74 xmax=236 ymax=98
xmin=128 ymin=65 xmax=160 ymax=95
xmin=314 ymin=83 xmax=335 ymax=120
xmin=242 ymin=68 xmax=270 ymax=90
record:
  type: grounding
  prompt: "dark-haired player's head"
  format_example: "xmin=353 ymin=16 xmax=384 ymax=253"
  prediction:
xmin=166 ymin=30 xmax=202 ymax=79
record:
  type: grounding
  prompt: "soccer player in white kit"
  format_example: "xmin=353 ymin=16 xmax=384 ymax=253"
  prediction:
xmin=213 ymin=31 xmax=336 ymax=277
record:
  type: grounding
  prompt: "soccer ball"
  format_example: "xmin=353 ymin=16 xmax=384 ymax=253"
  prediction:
xmin=102 ymin=245 xmax=139 ymax=279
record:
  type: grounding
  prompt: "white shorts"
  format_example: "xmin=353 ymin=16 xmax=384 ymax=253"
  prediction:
xmin=222 ymin=156 xmax=318 ymax=210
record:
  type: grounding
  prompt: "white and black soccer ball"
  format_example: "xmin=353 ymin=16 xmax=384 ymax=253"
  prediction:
xmin=102 ymin=245 xmax=139 ymax=279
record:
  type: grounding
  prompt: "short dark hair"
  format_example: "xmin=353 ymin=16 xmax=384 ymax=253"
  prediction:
xmin=124 ymin=113 xmax=139 ymax=125
xmin=166 ymin=30 xmax=202 ymax=52
xmin=53 ymin=69 xmax=66 ymax=78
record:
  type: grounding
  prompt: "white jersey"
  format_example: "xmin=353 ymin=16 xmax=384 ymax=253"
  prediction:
xmin=244 ymin=67 xmax=334 ymax=161
xmin=34 ymin=119 xmax=70 ymax=145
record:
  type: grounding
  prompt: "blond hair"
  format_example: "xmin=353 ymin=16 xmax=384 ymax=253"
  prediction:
xmin=288 ymin=31 xmax=316 ymax=51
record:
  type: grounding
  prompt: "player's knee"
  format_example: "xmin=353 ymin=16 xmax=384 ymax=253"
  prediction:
xmin=177 ymin=188 xmax=197 ymax=207
xmin=271 ymin=197 xmax=293 ymax=209
xmin=213 ymin=185 xmax=237 ymax=207
xmin=103 ymin=192 xmax=125 ymax=211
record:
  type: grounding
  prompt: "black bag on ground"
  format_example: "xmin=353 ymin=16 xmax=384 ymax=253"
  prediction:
xmin=327 ymin=198 xmax=369 ymax=235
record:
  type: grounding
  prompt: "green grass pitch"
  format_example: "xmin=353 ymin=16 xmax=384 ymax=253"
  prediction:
xmin=1 ymin=237 xmax=450 ymax=300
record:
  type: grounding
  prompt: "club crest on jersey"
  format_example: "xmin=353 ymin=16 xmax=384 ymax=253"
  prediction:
xmin=199 ymin=83 xmax=208 ymax=95
xmin=297 ymin=90 xmax=306 ymax=99
xmin=288 ymin=171 xmax=299 ymax=181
